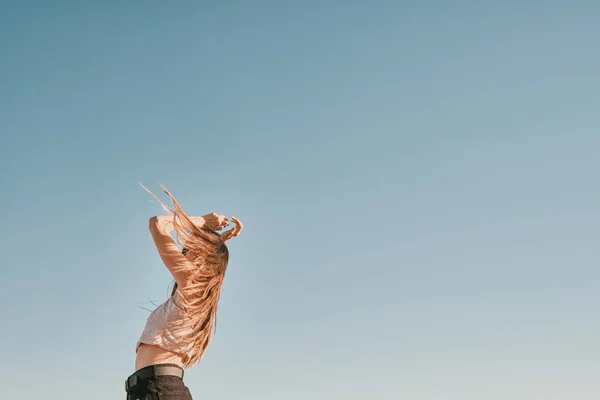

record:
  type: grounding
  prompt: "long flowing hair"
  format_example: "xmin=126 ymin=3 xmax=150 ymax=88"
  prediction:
xmin=142 ymin=184 xmax=229 ymax=367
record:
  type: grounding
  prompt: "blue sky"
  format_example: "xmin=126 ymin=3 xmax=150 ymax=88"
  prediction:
xmin=1 ymin=1 xmax=599 ymax=399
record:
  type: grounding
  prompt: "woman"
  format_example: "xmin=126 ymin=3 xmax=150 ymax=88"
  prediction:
xmin=126 ymin=185 xmax=243 ymax=400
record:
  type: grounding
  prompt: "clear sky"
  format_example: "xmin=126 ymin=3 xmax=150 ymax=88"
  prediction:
xmin=1 ymin=1 xmax=599 ymax=399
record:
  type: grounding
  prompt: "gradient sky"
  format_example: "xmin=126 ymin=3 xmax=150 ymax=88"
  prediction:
xmin=1 ymin=1 xmax=599 ymax=399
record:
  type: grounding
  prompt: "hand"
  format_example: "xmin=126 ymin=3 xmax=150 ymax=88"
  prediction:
xmin=198 ymin=213 xmax=230 ymax=231
xmin=222 ymin=216 xmax=243 ymax=242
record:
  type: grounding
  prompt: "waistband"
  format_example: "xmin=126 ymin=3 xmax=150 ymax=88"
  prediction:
xmin=125 ymin=364 xmax=184 ymax=392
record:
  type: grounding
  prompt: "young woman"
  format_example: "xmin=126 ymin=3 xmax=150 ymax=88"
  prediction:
xmin=126 ymin=185 xmax=243 ymax=400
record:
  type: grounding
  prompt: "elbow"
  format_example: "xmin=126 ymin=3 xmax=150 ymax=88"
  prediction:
xmin=148 ymin=216 xmax=158 ymax=231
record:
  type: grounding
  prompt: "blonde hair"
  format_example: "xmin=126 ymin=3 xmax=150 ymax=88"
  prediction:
xmin=142 ymin=184 xmax=230 ymax=367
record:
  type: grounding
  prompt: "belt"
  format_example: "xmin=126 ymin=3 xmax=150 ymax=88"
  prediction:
xmin=125 ymin=365 xmax=184 ymax=392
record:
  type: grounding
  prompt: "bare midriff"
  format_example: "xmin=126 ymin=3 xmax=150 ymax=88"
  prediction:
xmin=135 ymin=343 xmax=186 ymax=371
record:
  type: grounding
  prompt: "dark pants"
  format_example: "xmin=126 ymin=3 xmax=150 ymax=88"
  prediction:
xmin=126 ymin=364 xmax=193 ymax=400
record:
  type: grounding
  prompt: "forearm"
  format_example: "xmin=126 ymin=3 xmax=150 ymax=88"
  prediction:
xmin=149 ymin=215 xmax=206 ymax=235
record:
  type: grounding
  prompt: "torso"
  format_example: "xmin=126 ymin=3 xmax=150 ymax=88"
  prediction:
xmin=135 ymin=290 xmax=193 ymax=371
xmin=135 ymin=343 xmax=186 ymax=370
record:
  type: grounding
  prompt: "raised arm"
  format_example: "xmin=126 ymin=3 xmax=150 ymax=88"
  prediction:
xmin=148 ymin=215 xmax=192 ymax=287
xmin=148 ymin=214 xmax=231 ymax=287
